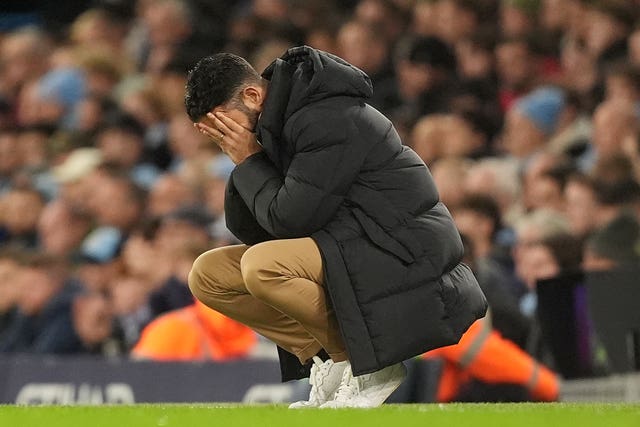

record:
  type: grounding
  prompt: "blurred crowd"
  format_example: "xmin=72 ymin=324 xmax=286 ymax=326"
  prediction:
xmin=0 ymin=0 xmax=640 ymax=373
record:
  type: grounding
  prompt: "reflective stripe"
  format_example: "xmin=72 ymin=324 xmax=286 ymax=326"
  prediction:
xmin=527 ymin=363 xmax=540 ymax=391
xmin=177 ymin=309 xmax=214 ymax=360
xmin=458 ymin=313 xmax=493 ymax=368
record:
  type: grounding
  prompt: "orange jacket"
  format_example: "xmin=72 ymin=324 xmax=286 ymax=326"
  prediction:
xmin=132 ymin=301 xmax=256 ymax=361
xmin=423 ymin=317 xmax=559 ymax=402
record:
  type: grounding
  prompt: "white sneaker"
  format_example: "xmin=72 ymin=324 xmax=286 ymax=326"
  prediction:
xmin=320 ymin=362 xmax=407 ymax=408
xmin=288 ymin=357 xmax=349 ymax=408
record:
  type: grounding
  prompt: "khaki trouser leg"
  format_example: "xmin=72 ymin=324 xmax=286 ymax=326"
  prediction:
xmin=188 ymin=238 xmax=347 ymax=364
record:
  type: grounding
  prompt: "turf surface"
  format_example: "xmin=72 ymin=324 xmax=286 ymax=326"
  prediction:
xmin=1 ymin=403 xmax=638 ymax=427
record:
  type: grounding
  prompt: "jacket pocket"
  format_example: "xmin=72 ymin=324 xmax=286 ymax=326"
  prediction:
xmin=351 ymin=209 xmax=417 ymax=263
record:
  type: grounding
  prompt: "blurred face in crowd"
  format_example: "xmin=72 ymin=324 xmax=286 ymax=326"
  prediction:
xmin=204 ymin=177 xmax=227 ymax=217
xmin=96 ymin=129 xmax=144 ymax=168
xmin=437 ymin=0 xmax=477 ymax=45
xmin=0 ymin=31 xmax=48 ymax=96
xmin=154 ymin=73 xmax=188 ymax=116
xmin=456 ymin=40 xmax=494 ymax=80
xmin=75 ymin=260 xmax=122 ymax=293
xmin=252 ymin=0 xmax=289 ymax=21
xmin=143 ymin=0 xmax=192 ymax=47
xmin=355 ymin=0 xmax=403 ymax=42
xmin=72 ymin=292 xmax=113 ymax=347
xmin=0 ymin=131 xmax=21 ymax=176
xmin=605 ymin=74 xmax=640 ymax=103
xmin=337 ymin=21 xmax=388 ymax=75
xmin=18 ymin=129 xmax=48 ymax=168
xmin=585 ymin=9 xmax=628 ymax=56
xmin=453 ymin=209 xmax=494 ymax=258
xmin=109 ymin=276 xmax=150 ymax=316
xmin=120 ymin=90 xmax=162 ymax=127
xmin=501 ymin=109 xmax=546 ymax=158
xmin=0 ymin=258 xmax=19 ymax=312
xmin=89 ymin=176 xmax=142 ymax=230
xmin=16 ymin=266 xmax=62 ymax=315
xmin=439 ymin=115 xmax=485 ymax=158
xmin=169 ymin=114 xmax=207 ymax=159
xmin=541 ymin=0 xmax=569 ymax=32
xmin=431 ymin=159 xmax=470 ymax=209
xmin=396 ymin=60 xmax=438 ymax=100
xmin=564 ymin=180 xmax=599 ymax=237
xmin=410 ymin=115 xmax=447 ymax=164
xmin=592 ymin=99 xmax=638 ymax=158
xmin=516 ymin=242 xmax=559 ymax=290
xmin=412 ymin=0 xmax=439 ymax=36
xmin=500 ymin=5 xmax=535 ymax=38
xmin=0 ymin=189 xmax=44 ymax=235
xmin=154 ymin=219 xmax=209 ymax=255
xmin=38 ymin=200 xmax=90 ymax=257
xmin=630 ymin=28 xmax=640 ymax=67
xmin=147 ymin=174 xmax=198 ymax=217
xmin=496 ymin=40 xmax=534 ymax=90
xmin=525 ymin=175 xmax=564 ymax=212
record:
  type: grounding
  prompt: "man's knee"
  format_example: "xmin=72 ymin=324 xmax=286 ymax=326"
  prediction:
xmin=240 ymin=243 xmax=278 ymax=300
xmin=188 ymin=251 xmax=211 ymax=302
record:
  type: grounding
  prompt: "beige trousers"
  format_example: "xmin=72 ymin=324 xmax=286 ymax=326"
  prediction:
xmin=188 ymin=238 xmax=347 ymax=364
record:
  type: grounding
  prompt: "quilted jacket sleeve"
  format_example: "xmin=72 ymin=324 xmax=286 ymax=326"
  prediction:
xmin=231 ymin=110 xmax=366 ymax=238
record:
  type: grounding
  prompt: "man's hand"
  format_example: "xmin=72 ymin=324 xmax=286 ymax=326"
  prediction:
xmin=195 ymin=112 xmax=262 ymax=165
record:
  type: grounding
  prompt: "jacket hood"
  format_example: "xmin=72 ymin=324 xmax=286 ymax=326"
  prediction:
xmin=261 ymin=46 xmax=373 ymax=122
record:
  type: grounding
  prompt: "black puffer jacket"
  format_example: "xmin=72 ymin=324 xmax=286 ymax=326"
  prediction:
xmin=226 ymin=46 xmax=487 ymax=380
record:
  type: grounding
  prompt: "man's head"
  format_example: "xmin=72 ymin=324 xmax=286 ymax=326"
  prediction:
xmin=185 ymin=53 xmax=265 ymax=131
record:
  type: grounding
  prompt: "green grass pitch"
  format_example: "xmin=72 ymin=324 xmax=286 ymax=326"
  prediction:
xmin=1 ymin=403 xmax=639 ymax=427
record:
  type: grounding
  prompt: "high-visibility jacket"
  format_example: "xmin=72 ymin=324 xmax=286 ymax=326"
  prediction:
xmin=132 ymin=301 xmax=256 ymax=361
xmin=423 ymin=316 xmax=559 ymax=402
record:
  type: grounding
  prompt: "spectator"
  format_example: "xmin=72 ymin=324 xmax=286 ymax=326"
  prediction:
xmin=0 ymin=128 xmax=21 ymax=195
xmin=336 ymin=20 xmax=397 ymax=113
xmin=0 ymin=250 xmax=20 ymax=339
xmin=454 ymin=195 xmax=527 ymax=345
xmin=138 ymin=0 xmax=194 ymax=73
xmin=495 ymin=35 xmax=540 ymax=110
xmin=583 ymin=212 xmax=640 ymax=271
xmin=564 ymin=173 xmax=600 ymax=238
xmin=0 ymin=187 xmax=45 ymax=249
xmin=584 ymin=0 xmax=637 ymax=69
xmin=464 ymin=157 xmax=522 ymax=225
xmin=512 ymin=209 xmax=570 ymax=304
xmin=500 ymin=0 xmax=540 ymax=38
xmin=71 ymin=291 xmax=115 ymax=355
xmin=501 ymin=86 xmax=565 ymax=161
xmin=37 ymin=199 xmax=91 ymax=257
xmin=131 ymin=300 xmax=257 ymax=361
xmin=394 ymin=35 xmax=458 ymax=123
xmin=94 ymin=111 xmax=160 ymax=189
xmin=0 ymin=27 xmax=51 ymax=106
xmin=436 ymin=0 xmax=485 ymax=46
xmin=586 ymin=98 xmax=640 ymax=171
xmin=147 ymin=173 xmax=199 ymax=217
xmin=109 ymin=274 xmax=153 ymax=351
xmin=604 ymin=62 xmax=640 ymax=104
xmin=629 ymin=24 xmax=640 ymax=68
xmin=0 ymin=252 xmax=84 ymax=354
xmin=423 ymin=316 xmax=559 ymax=402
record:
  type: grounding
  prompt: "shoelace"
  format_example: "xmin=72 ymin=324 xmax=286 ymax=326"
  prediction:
xmin=308 ymin=356 xmax=334 ymax=403
xmin=333 ymin=366 xmax=363 ymax=402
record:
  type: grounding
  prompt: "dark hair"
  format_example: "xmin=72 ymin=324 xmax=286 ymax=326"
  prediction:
xmin=185 ymin=53 xmax=261 ymax=122
xmin=540 ymin=233 xmax=584 ymax=272
xmin=457 ymin=194 xmax=502 ymax=237
xmin=98 ymin=110 xmax=145 ymax=139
